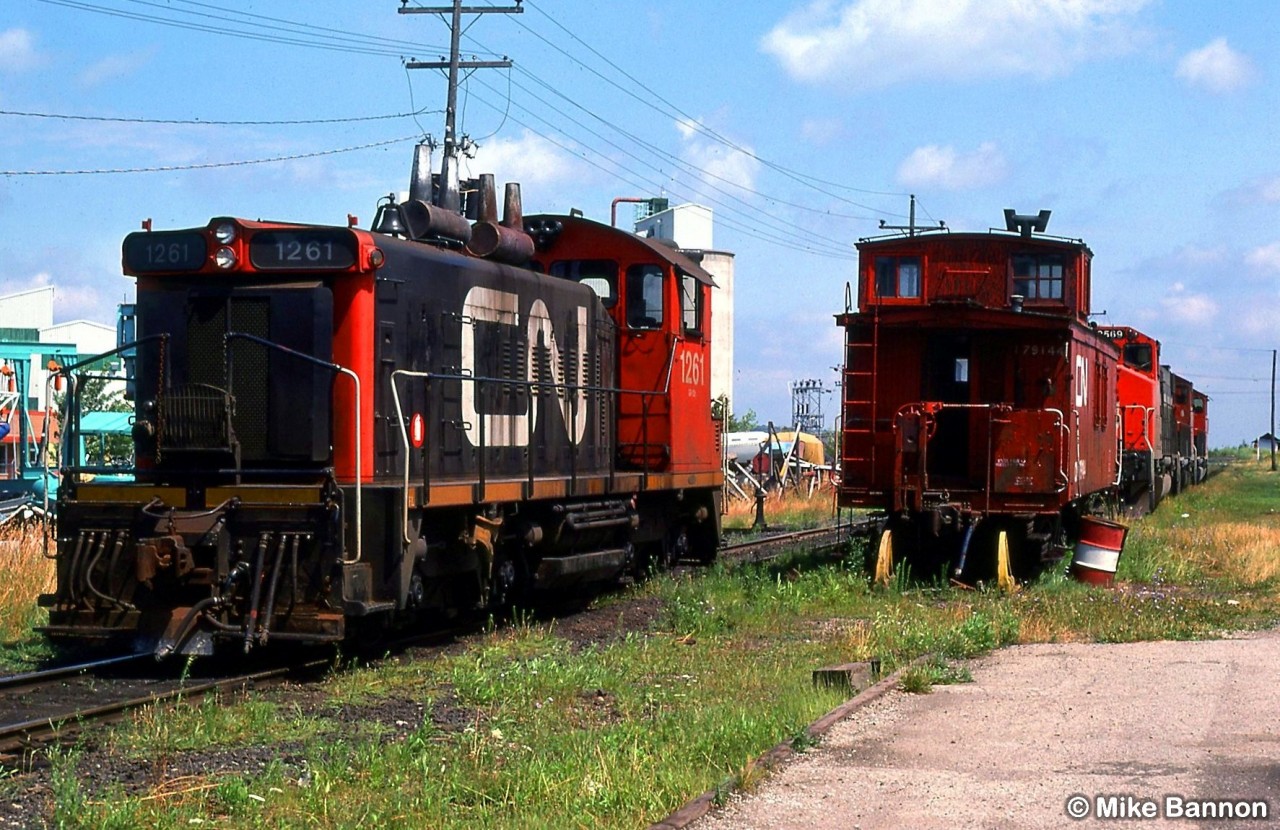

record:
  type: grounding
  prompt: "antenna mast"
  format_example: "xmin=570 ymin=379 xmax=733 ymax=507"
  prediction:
xmin=400 ymin=0 xmax=522 ymax=211
xmin=878 ymin=194 xmax=946 ymax=237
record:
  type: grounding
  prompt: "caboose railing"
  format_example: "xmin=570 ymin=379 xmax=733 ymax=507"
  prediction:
xmin=893 ymin=402 xmax=1069 ymax=513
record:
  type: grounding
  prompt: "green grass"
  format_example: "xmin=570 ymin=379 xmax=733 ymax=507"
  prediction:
xmin=12 ymin=462 xmax=1280 ymax=828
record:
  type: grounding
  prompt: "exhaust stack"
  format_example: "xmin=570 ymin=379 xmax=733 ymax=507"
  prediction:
xmin=467 ymin=174 xmax=535 ymax=264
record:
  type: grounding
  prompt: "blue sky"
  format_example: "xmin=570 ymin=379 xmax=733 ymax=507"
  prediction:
xmin=1 ymin=0 xmax=1277 ymax=446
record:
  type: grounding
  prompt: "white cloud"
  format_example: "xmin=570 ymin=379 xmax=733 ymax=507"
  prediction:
xmin=674 ymin=119 xmax=762 ymax=195
xmin=463 ymin=130 xmax=581 ymax=188
xmin=1158 ymin=285 xmax=1218 ymax=326
xmin=1245 ymin=242 xmax=1280 ymax=273
xmin=0 ymin=28 xmax=43 ymax=73
xmin=77 ymin=49 xmax=157 ymax=88
xmin=799 ymin=117 xmax=843 ymax=145
xmin=760 ymin=0 xmax=1151 ymax=89
xmin=1237 ymin=305 xmax=1276 ymax=339
xmin=1175 ymin=38 xmax=1254 ymax=94
xmin=896 ymin=142 xmax=1007 ymax=190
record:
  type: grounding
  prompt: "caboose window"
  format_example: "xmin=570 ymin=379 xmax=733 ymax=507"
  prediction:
xmin=1012 ymin=254 xmax=1064 ymax=300
xmin=626 ymin=264 xmax=664 ymax=329
xmin=681 ymin=274 xmax=702 ymax=337
xmin=550 ymin=259 xmax=618 ymax=308
xmin=874 ymin=256 xmax=921 ymax=299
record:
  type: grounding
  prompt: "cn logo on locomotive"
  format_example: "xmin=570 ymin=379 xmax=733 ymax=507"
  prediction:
xmin=460 ymin=286 xmax=589 ymax=448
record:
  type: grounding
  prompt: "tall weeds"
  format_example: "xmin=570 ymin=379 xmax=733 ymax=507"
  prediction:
xmin=0 ymin=522 xmax=55 ymax=643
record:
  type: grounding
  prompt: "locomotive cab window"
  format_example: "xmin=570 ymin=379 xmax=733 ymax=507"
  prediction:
xmin=874 ymin=256 xmax=921 ymax=299
xmin=1123 ymin=343 xmax=1152 ymax=372
xmin=550 ymin=259 xmax=618 ymax=309
xmin=1012 ymin=254 xmax=1064 ymax=300
xmin=626 ymin=264 xmax=665 ymax=330
xmin=681 ymin=274 xmax=703 ymax=337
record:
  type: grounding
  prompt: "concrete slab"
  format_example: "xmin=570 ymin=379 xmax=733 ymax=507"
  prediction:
xmin=696 ymin=630 xmax=1280 ymax=829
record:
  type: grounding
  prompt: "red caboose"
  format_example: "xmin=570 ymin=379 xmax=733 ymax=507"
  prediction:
xmin=836 ymin=211 xmax=1119 ymax=581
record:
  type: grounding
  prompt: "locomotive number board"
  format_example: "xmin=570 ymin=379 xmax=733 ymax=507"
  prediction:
xmin=250 ymin=230 xmax=358 ymax=270
xmin=123 ymin=231 xmax=208 ymax=273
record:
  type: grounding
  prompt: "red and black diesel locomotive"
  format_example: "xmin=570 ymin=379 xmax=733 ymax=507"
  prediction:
xmin=836 ymin=210 xmax=1205 ymax=582
xmin=1101 ymin=326 xmax=1209 ymax=512
xmin=40 ymin=177 xmax=723 ymax=658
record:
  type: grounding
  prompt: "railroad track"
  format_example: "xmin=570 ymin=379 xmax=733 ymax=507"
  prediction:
xmin=718 ymin=519 xmax=873 ymax=566
xmin=0 ymin=656 xmax=328 ymax=762
xmin=0 ymin=522 xmax=870 ymax=763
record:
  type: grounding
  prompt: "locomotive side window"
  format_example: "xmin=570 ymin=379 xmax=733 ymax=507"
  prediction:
xmin=874 ymin=256 xmax=921 ymax=298
xmin=550 ymin=259 xmax=618 ymax=309
xmin=626 ymin=264 xmax=664 ymax=329
xmin=1012 ymin=254 xmax=1064 ymax=300
xmin=681 ymin=274 xmax=703 ymax=337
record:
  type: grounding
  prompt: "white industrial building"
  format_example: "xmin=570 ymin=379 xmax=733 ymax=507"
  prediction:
xmin=0 ymin=286 xmax=120 ymax=409
xmin=634 ymin=203 xmax=736 ymax=415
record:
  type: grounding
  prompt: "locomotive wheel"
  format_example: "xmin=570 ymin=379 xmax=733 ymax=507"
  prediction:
xmin=687 ymin=520 xmax=719 ymax=565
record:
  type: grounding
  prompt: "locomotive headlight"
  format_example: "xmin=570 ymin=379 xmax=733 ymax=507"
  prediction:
xmin=214 ymin=246 xmax=237 ymax=269
xmin=213 ymin=222 xmax=237 ymax=244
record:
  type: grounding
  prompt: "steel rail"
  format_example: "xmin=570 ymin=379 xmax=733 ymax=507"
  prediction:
xmin=0 ymin=654 xmax=148 ymax=692
xmin=0 ymin=659 xmax=329 ymax=755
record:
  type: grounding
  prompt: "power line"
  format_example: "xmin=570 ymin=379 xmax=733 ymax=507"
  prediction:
xmin=516 ymin=0 xmax=908 ymax=214
xmin=477 ymin=72 xmax=861 ymax=252
xmin=1 ymin=135 xmax=419 ymax=176
xmin=0 ymin=107 xmax=442 ymax=127
xmin=460 ymin=91 xmax=857 ymax=261
xmin=36 ymin=0 xmax=439 ymax=58
xmin=509 ymin=68 xmax=887 ymax=224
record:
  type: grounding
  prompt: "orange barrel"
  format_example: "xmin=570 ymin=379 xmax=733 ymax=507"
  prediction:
xmin=1070 ymin=517 xmax=1128 ymax=586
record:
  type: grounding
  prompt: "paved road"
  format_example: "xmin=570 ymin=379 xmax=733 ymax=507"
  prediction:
xmin=696 ymin=630 xmax=1280 ymax=829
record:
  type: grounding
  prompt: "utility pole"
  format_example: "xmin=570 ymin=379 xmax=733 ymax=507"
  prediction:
xmin=1271 ymin=349 xmax=1276 ymax=472
xmin=400 ymin=0 xmax=522 ymax=211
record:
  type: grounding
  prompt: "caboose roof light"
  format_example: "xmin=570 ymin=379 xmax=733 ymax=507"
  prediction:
xmin=215 ymin=246 xmax=237 ymax=269
xmin=214 ymin=222 xmax=237 ymax=244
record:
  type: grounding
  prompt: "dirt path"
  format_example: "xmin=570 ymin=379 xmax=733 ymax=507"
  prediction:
xmin=696 ymin=629 xmax=1280 ymax=829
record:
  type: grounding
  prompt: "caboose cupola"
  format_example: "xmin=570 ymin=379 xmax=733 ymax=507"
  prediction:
xmin=855 ymin=208 xmax=1093 ymax=320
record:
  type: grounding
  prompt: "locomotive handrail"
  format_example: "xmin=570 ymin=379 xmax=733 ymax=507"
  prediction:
xmin=390 ymin=368 xmax=664 ymax=546
xmin=57 ymin=335 xmax=168 ymax=465
xmin=1116 ymin=403 xmax=1156 ymax=489
xmin=389 ymin=369 xmax=431 ymax=546
xmin=224 ymin=333 xmax=362 ymax=565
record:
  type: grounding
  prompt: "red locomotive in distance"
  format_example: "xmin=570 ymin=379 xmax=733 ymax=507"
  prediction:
xmin=837 ymin=209 xmax=1207 ymax=583
xmin=1099 ymin=326 xmax=1209 ymax=512
xmin=39 ymin=175 xmax=723 ymax=658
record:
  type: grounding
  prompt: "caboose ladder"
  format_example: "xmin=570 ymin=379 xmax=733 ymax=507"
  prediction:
xmin=841 ymin=312 xmax=879 ymax=485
